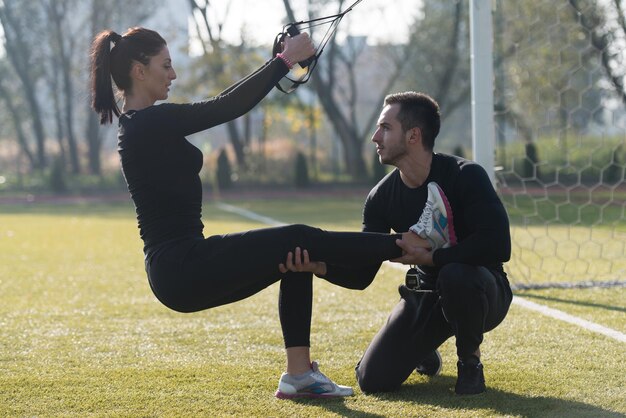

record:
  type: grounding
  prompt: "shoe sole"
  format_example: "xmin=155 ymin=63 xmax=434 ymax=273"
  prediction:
xmin=275 ymin=390 xmax=353 ymax=399
xmin=455 ymin=387 xmax=486 ymax=395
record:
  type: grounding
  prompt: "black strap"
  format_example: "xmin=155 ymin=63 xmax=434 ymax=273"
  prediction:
xmin=274 ymin=0 xmax=364 ymax=93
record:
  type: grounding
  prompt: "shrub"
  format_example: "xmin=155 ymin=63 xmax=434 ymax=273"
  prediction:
xmin=216 ymin=148 xmax=233 ymax=190
xmin=48 ymin=157 xmax=67 ymax=193
xmin=604 ymin=144 xmax=623 ymax=184
xmin=523 ymin=141 xmax=540 ymax=179
xmin=294 ymin=151 xmax=310 ymax=188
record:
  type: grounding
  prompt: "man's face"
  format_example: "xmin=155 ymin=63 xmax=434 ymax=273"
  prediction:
xmin=371 ymin=103 xmax=409 ymax=165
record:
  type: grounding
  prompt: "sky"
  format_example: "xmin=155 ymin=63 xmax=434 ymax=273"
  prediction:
xmin=189 ymin=0 xmax=422 ymax=51
xmin=0 ymin=1 xmax=421 ymax=58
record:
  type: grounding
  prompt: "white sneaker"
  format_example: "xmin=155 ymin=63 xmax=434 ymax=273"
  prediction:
xmin=410 ymin=182 xmax=457 ymax=250
xmin=275 ymin=361 xmax=354 ymax=399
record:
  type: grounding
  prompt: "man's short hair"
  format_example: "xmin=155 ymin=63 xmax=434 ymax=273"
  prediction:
xmin=384 ymin=92 xmax=440 ymax=151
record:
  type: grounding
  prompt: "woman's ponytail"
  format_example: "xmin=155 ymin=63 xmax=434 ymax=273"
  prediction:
xmin=90 ymin=30 xmax=121 ymax=125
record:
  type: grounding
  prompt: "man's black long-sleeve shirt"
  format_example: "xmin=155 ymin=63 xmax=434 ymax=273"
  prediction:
xmin=323 ymin=153 xmax=511 ymax=289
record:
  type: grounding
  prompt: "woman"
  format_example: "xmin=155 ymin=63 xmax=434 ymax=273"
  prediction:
xmin=90 ymin=26 xmax=422 ymax=398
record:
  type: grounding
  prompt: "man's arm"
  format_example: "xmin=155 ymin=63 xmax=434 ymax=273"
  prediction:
xmin=390 ymin=163 xmax=510 ymax=267
xmin=435 ymin=163 xmax=511 ymax=266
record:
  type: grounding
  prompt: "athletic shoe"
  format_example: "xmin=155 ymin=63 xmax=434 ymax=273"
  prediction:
xmin=415 ymin=349 xmax=442 ymax=377
xmin=275 ymin=361 xmax=354 ymax=399
xmin=410 ymin=182 xmax=457 ymax=250
xmin=455 ymin=356 xmax=486 ymax=395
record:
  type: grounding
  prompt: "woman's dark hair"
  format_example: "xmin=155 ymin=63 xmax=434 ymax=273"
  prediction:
xmin=90 ymin=27 xmax=166 ymax=125
xmin=384 ymin=91 xmax=441 ymax=151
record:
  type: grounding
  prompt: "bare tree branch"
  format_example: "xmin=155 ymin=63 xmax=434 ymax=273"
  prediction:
xmin=0 ymin=1 xmax=47 ymax=169
xmin=569 ymin=0 xmax=626 ymax=104
xmin=44 ymin=0 xmax=81 ymax=174
xmin=188 ymin=0 xmax=251 ymax=169
xmin=281 ymin=0 xmax=414 ymax=178
xmin=0 ymin=71 xmax=37 ymax=169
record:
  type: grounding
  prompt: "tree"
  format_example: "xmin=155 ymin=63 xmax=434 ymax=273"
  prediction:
xmin=0 ymin=61 xmax=37 ymax=170
xmin=491 ymin=0 xmax=605 ymax=156
xmin=84 ymin=0 xmax=105 ymax=176
xmin=1 ymin=0 xmax=162 ymax=181
xmin=187 ymin=0 xmax=262 ymax=171
xmin=401 ymin=0 xmax=470 ymax=116
xmin=0 ymin=1 xmax=48 ymax=170
xmin=44 ymin=0 xmax=81 ymax=174
xmin=281 ymin=0 xmax=416 ymax=180
xmin=568 ymin=0 xmax=626 ymax=104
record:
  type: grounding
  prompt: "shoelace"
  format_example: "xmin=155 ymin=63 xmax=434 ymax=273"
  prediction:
xmin=415 ymin=200 xmax=434 ymax=234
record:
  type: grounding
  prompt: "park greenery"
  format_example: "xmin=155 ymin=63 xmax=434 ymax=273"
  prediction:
xmin=1 ymin=0 xmax=626 ymax=194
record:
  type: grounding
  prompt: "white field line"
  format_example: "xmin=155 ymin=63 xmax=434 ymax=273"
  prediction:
xmin=511 ymin=296 xmax=626 ymax=343
xmin=216 ymin=202 xmax=626 ymax=344
xmin=216 ymin=202 xmax=286 ymax=227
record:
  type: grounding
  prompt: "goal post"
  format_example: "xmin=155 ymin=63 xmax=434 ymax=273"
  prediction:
xmin=470 ymin=0 xmax=496 ymax=186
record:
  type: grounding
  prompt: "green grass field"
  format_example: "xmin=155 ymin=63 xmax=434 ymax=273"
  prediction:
xmin=1 ymin=198 xmax=625 ymax=417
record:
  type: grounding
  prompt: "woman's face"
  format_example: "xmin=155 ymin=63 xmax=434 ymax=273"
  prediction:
xmin=142 ymin=46 xmax=177 ymax=102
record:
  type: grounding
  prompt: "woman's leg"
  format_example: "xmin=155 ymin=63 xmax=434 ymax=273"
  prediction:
xmin=279 ymin=271 xmax=315 ymax=374
xmin=154 ymin=224 xmax=402 ymax=312
xmin=146 ymin=225 xmax=383 ymax=397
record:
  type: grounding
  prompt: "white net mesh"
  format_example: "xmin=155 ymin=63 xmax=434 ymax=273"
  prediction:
xmin=491 ymin=0 xmax=626 ymax=288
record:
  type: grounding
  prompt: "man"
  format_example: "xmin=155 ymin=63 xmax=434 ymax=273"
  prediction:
xmin=279 ymin=91 xmax=512 ymax=395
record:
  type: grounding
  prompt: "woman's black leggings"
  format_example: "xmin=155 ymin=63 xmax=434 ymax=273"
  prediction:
xmin=145 ymin=224 xmax=402 ymax=348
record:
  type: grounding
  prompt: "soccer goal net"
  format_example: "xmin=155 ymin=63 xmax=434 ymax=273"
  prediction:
xmin=477 ymin=0 xmax=626 ymax=289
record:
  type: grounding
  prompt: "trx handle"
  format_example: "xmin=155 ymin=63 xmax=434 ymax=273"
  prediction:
xmin=286 ymin=24 xmax=316 ymax=68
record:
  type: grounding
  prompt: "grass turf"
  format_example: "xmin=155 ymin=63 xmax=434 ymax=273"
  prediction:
xmin=0 ymin=200 xmax=624 ymax=417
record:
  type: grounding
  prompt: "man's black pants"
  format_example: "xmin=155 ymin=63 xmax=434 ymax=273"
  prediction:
xmin=355 ymin=263 xmax=512 ymax=393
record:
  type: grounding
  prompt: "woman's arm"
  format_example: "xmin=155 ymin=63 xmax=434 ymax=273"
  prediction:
xmin=156 ymin=33 xmax=315 ymax=137
xmin=159 ymin=57 xmax=288 ymax=136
